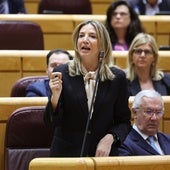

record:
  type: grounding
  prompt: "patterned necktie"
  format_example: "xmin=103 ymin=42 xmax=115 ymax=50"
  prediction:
xmin=147 ymin=136 xmax=159 ymax=153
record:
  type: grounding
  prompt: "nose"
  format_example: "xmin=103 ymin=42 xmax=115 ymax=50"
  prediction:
xmin=116 ymin=13 xmax=121 ymax=18
xmin=140 ymin=51 xmax=146 ymax=57
xmin=150 ymin=113 xmax=158 ymax=120
xmin=82 ymin=35 xmax=89 ymax=42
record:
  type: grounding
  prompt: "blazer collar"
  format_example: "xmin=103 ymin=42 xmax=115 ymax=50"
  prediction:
xmin=128 ymin=78 xmax=141 ymax=96
xmin=69 ymin=74 xmax=89 ymax=116
xmin=69 ymin=75 xmax=109 ymax=118
xmin=131 ymin=129 xmax=160 ymax=155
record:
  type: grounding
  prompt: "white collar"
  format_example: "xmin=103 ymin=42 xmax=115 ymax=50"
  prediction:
xmin=133 ymin=124 xmax=158 ymax=140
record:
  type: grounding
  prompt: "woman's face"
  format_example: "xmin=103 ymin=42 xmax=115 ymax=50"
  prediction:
xmin=111 ymin=5 xmax=131 ymax=31
xmin=77 ymin=23 xmax=99 ymax=62
xmin=132 ymin=43 xmax=155 ymax=70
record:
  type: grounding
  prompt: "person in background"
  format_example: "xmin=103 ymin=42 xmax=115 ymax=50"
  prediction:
xmin=119 ymin=89 xmax=170 ymax=155
xmin=0 ymin=0 xmax=26 ymax=14
xmin=126 ymin=33 xmax=170 ymax=96
xmin=105 ymin=0 xmax=144 ymax=51
xmin=43 ymin=20 xmax=131 ymax=157
xmin=26 ymin=49 xmax=72 ymax=97
xmin=129 ymin=0 xmax=170 ymax=15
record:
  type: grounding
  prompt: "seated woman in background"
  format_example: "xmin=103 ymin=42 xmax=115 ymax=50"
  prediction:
xmin=126 ymin=32 xmax=170 ymax=96
xmin=105 ymin=0 xmax=144 ymax=51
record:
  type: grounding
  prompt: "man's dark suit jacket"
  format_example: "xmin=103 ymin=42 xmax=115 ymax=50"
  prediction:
xmin=44 ymin=64 xmax=131 ymax=157
xmin=119 ymin=128 xmax=170 ymax=155
xmin=8 ymin=0 xmax=26 ymax=13
xmin=26 ymin=79 xmax=50 ymax=97
xmin=129 ymin=0 xmax=170 ymax=15
xmin=127 ymin=73 xmax=170 ymax=96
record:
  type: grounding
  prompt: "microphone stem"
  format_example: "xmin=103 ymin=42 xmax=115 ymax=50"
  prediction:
xmin=80 ymin=56 xmax=103 ymax=157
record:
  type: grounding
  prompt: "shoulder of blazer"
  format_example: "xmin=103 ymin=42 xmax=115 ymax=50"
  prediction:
xmin=110 ymin=66 xmax=126 ymax=77
xmin=162 ymin=73 xmax=170 ymax=89
xmin=157 ymin=132 xmax=170 ymax=141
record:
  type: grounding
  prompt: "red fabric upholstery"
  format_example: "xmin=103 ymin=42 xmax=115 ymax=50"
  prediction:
xmin=0 ymin=21 xmax=44 ymax=50
xmin=10 ymin=76 xmax=48 ymax=97
xmin=4 ymin=106 xmax=54 ymax=170
xmin=38 ymin=0 xmax=92 ymax=14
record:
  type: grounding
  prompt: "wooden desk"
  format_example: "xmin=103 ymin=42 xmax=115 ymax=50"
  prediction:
xmin=29 ymin=156 xmax=170 ymax=170
xmin=30 ymin=157 xmax=94 ymax=170
xmin=93 ymin=156 xmax=170 ymax=170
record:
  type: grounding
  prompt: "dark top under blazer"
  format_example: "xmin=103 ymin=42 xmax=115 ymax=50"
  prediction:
xmin=127 ymin=73 xmax=170 ymax=96
xmin=129 ymin=0 xmax=170 ymax=15
xmin=26 ymin=79 xmax=50 ymax=97
xmin=44 ymin=64 xmax=131 ymax=157
xmin=119 ymin=128 xmax=170 ymax=155
xmin=8 ymin=0 xmax=26 ymax=13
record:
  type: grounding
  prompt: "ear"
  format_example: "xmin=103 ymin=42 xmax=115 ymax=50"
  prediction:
xmin=46 ymin=66 xmax=48 ymax=74
xmin=132 ymin=108 xmax=137 ymax=119
xmin=132 ymin=108 xmax=136 ymax=113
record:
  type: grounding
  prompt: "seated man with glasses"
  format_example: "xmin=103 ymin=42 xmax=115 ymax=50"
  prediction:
xmin=126 ymin=32 xmax=170 ymax=96
xmin=119 ymin=89 xmax=170 ymax=155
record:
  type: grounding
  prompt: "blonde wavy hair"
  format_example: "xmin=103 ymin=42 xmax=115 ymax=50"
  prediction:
xmin=68 ymin=20 xmax=116 ymax=81
xmin=126 ymin=33 xmax=164 ymax=82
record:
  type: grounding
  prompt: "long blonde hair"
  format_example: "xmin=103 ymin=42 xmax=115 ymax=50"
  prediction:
xmin=68 ymin=20 xmax=116 ymax=81
xmin=126 ymin=33 xmax=163 ymax=81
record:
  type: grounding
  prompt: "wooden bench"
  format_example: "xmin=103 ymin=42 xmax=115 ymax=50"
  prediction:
xmin=0 ymin=15 xmax=169 ymax=49
xmin=1 ymin=96 xmax=170 ymax=170
xmin=0 ymin=50 xmax=170 ymax=97
xmin=24 ymin=0 xmax=115 ymax=14
xmin=0 ymin=14 xmax=75 ymax=50
xmin=29 ymin=156 xmax=170 ymax=170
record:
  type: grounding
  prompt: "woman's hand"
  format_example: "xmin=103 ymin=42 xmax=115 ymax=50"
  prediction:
xmin=95 ymin=134 xmax=114 ymax=157
xmin=49 ymin=72 xmax=62 ymax=108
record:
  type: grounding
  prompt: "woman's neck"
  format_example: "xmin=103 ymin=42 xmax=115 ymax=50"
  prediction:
xmin=82 ymin=61 xmax=98 ymax=72
xmin=114 ymin=28 xmax=126 ymax=44
xmin=136 ymin=68 xmax=151 ymax=82
xmin=136 ymin=68 xmax=154 ymax=90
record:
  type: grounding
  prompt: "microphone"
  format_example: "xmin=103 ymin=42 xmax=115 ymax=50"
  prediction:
xmin=80 ymin=51 xmax=105 ymax=157
xmin=98 ymin=51 xmax=105 ymax=61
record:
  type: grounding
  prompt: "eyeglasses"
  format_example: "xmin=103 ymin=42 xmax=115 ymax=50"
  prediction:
xmin=135 ymin=108 xmax=164 ymax=118
xmin=112 ymin=12 xmax=129 ymax=17
xmin=133 ymin=48 xmax=153 ymax=56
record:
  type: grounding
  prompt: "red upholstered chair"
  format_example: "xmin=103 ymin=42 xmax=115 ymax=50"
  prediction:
xmin=4 ymin=106 xmax=54 ymax=170
xmin=10 ymin=76 xmax=48 ymax=97
xmin=38 ymin=0 xmax=92 ymax=14
xmin=0 ymin=21 xmax=44 ymax=50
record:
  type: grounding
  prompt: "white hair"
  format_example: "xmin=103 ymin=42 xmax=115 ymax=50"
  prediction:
xmin=132 ymin=90 xmax=164 ymax=110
